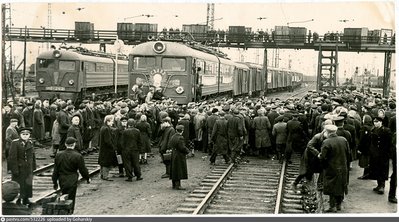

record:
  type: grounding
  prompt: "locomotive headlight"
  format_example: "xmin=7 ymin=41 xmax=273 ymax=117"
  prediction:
xmin=68 ymin=80 xmax=75 ymax=85
xmin=175 ymin=86 xmax=184 ymax=94
xmin=53 ymin=50 xmax=62 ymax=58
xmin=38 ymin=78 xmax=45 ymax=84
xmin=153 ymin=41 xmax=166 ymax=54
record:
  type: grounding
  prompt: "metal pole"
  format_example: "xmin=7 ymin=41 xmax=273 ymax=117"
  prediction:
xmin=263 ymin=48 xmax=268 ymax=96
xmin=114 ymin=36 xmax=118 ymax=96
xmin=382 ymin=51 xmax=392 ymax=98
xmin=22 ymin=26 xmax=27 ymax=96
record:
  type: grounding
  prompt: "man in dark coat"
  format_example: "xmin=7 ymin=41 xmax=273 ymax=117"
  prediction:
xmin=206 ymin=108 xmax=219 ymax=155
xmin=210 ymin=111 xmax=229 ymax=164
xmin=368 ymin=117 xmax=392 ymax=195
xmin=286 ymin=113 xmax=306 ymax=163
xmin=12 ymin=103 xmax=25 ymax=129
xmin=115 ymin=116 xmax=128 ymax=177
xmin=98 ymin=115 xmax=118 ymax=181
xmin=22 ymin=102 xmax=34 ymax=128
xmin=318 ymin=124 xmax=350 ymax=213
xmin=121 ymin=119 xmax=143 ymax=181
xmin=8 ymin=127 xmax=36 ymax=205
xmin=169 ymin=125 xmax=190 ymax=190
xmin=67 ymin=115 xmax=84 ymax=153
xmin=227 ymin=108 xmax=245 ymax=163
xmin=52 ymin=137 xmax=90 ymax=214
xmin=83 ymin=101 xmax=95 ymax=153
xmin=58 ymin=102 xmax=71 ymax=151
xmin=334 ymin=116 xmax=353 ymax=165
xmin=159 ymin=117 xmax=176 ymax=178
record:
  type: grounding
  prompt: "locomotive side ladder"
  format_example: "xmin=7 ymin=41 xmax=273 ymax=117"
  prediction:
xmin=316 ymin=44 xmax=338 ymax=91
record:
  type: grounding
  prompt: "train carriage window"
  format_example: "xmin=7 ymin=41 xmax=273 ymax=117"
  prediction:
xmin=59 ymin=61 xmax=76 ymax=71
xmin=162 ymin=58 xmax=186 ymax=71
xmin=133 ymin=57 xmax=156 ymax=70
xmin=84 ymin=62 xmax=96 ymax=72
xmin=38 ymin=59 xmax=55 ymax=68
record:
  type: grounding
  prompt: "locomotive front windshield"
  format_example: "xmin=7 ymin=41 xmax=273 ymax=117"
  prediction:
xmin=133 ymin=57 xmax=155 ymax=70
xmin=161 ymin=58 xmax=186 ymax=71
xmin=59 ymin=61 xmax=76 ymax=71
xmin=37 ymin=59 xmax=76 ymax=71
xmin=38 ymin=59 xmax=55 ymax=68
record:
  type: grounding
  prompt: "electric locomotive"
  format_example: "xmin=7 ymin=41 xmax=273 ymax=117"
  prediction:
xmin=128 ymin=41 xmax=303 ymax=104
xmin=36 ymin=48 xmax=128 ymax=103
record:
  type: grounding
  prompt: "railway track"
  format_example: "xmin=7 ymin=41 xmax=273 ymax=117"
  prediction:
xmin=175 ymin=154 xmax=305 ymax=215
xmin=2 ymin=152 xmax=101 ymax=206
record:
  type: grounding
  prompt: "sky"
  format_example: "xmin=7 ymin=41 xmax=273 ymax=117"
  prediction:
xmin=4 ymin=0 xmax=397 ymax=81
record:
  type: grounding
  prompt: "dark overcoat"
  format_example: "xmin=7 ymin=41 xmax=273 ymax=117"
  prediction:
xmin=211 ymin=118 xmax=229 ymax=155
xmin=5 ymin=126 xmax=19 ymax=157
xmin=22 ymin=107 xmax=33 ymax=128
xmin=33 ymin=108 xmax=45 ymax=141
xmin=287 ymin=119 xmax=306 ymax=152
xmin=67 ymin=125 xmax=84 ymax=151
xmin=319 ymin=134 xmax=350 ymax=196
xmin=357 ymin=124 xmax=373 ymax=168
xmin=169 ymin=133 xmax=190 ymax=181
xmin=8 ymin=139 xmax=36 ymax=199
xmin=252 ymin=116 xmax=272 ymax=148
xmin=57 ymin=110 xmax=71 ymax=134
xmin=177 ymin=119 xmax=190 ymax=145
xmin=98 ymin=125 xmax=117 ymax=167
xmin=52 ymin=149 xmax=89 ymax=202
xmin=227 ymin=114 xmax=245 ymax=151
xmin=159 ymin=126 xmax=176 ymax=154
xmin=299 ymin=132 xmax=324 ymax=175
xmin=135 ymin=121 xmax=152 ymax=153
xmin=368 ymin=126 xmax=391 ymax=181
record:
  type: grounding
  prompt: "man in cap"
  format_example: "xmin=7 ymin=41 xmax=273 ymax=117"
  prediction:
xmin=318 ymin=124 xmax=350 ymax=213
xmin=22 ymin=101 xmax=34 ymax=128
xmin=286 ymin=113 xmax=307 ymax=164
xmin=8 ymin=127 xmax=36 ymax=206
xmin=121 ymin=119 xmax=143 ymax=182
xmin=366 ymin=117 xmax=392 ymax=195
xmin=52 ymin=137 xmax=90 ymax=214
xmin=206 ymin=108 xmax=219 ymax=155
xmin=168 ymin=125 xmax=190 ymax=190
xmin=2 ymin=181 xmax=31 ymax=215
xmin=210 ymin=111 xmax=230 ymax=164
xmin=227 ymin=108 xmax=245 ymax=163
xmin=57 ymin=102 xmax=71 ymax=151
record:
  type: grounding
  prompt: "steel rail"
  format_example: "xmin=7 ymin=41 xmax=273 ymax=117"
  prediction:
xmin=192 ymin=163 xmax=235 ymax=215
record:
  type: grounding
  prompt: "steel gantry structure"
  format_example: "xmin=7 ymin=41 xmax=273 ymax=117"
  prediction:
xmin=2 ymin=25 xmax=396 ymax=97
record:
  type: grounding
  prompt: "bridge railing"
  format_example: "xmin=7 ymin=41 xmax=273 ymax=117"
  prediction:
xmin=4 ymin=27 xmax=395 ymax=47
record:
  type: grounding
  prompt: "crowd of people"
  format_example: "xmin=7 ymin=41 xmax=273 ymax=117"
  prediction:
xmin=1 ymin=86 xmax=397 ymax=214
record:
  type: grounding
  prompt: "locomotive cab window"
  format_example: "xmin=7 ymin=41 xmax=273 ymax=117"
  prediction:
xmin=161 ymin=58 xmax=186 ymax=71
xmin=38 ymin=59 xmax=55 ymax=68
xmin=133 ymin=57 xmax=156 ymax=70
xmin=59 ymin=61 xmax=76 ymax=71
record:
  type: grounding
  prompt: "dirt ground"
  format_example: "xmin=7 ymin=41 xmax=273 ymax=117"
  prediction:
xmin=2 ymin=147 xmax=398 ymax=215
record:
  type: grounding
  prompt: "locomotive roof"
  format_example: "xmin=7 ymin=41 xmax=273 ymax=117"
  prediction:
xmin=130 ymin=41 xmax=247 ymax=69
xmin=37 ymin=50 xmax=128 ymax=65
